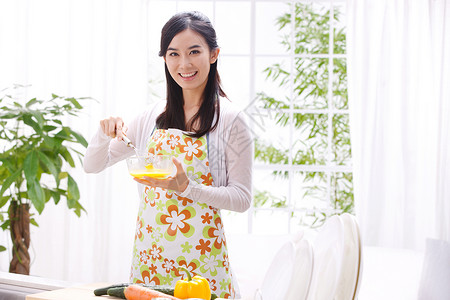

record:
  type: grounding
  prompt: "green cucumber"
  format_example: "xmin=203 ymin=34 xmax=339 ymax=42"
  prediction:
xmin=93 ymin=283 xmax=129 ymax=296
xmin=107 ymin=286 xmax=126 ymax=299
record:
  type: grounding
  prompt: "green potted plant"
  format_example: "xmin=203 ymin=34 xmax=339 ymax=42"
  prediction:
xmin=0 ymin=85 xmax=89 ymax=274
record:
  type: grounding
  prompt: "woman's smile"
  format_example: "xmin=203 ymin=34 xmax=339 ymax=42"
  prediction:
xmin=179 ymin=71 xmax=198 ymax=80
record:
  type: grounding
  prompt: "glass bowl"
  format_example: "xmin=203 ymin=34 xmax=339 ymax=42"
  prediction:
xmin=126 ymin=154 xmax=174 ymax=179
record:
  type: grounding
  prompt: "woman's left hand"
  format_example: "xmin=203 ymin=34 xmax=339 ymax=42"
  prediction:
xmin=133 ymin=157 xmax=189 ymax=193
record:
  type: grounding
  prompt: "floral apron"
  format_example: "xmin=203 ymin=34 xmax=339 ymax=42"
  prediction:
xmin=130 ymin=128 xmax=236 ymax=299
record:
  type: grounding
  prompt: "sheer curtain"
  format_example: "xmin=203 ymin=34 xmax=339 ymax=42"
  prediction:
xmin=0 ymin=0 xmax=149 ymax=283
xmin=347 ymin=0 xmax=450 ymax=250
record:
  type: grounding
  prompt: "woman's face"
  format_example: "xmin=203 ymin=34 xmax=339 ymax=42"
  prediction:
xmin=164 ymin=29 xmax=219 ymax=96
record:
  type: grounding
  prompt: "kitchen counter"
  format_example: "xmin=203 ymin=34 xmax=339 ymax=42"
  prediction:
xmin=26 ymin=283 xmax=232 ymax=300
xmin=0 ymin=271 xmax=79 ymax=300
xmin=26 ymin=283 xmax=115 ymax=300
xmin=1 ymin=273 xmax=233 ymax=300
xmin=0 ymin=272 xmax=115 ymax=300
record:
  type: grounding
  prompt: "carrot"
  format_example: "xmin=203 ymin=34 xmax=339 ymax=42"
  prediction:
xmin=124 ymin=284 xmax=181 ymax=300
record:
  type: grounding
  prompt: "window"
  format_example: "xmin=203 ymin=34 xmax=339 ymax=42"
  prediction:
xmin=146 ymin=0 xmax=351 ymax=235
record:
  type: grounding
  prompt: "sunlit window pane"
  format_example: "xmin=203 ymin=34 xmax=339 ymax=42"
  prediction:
xmin=255 ymin=2 xmax=290 ymax=55
xmin=215 ymin=1 xmax=251 ymax=55
xmin=333 ymin=2 xmax=347 ymax=55
xmin=293 ymin=58 xmax=329 ymax=109
xmin=331 ymin=172 xmax=354 ymax=213
xmin=333 ymin=58 xmax=348 ymax=109
xmin=253 ymin=169 xmax=289 ymax=209
xmin=219 ymin=56 xmax=250 ymax=110
xmin=332 ymin=114 xmax=351 ymax=165
xmin=255 ymin=56 xmax=292 ymax=107
xmin=292 ymin=113 xmax=328 ymax=165
xmin=292 ymin=171 xmax=328 ymax=210
xmin=253 ymin=112 xmax=290 ymax=165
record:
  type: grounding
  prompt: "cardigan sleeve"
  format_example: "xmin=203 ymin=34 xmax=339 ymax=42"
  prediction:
xmin=83 ymin=103 xmax=162 ymax=173
xmin=177 ymin=111 xmax=253 ymax=212
xmin=83 ymin=128 xmax=133 ymax=173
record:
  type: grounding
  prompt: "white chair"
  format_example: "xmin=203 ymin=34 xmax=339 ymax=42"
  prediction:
xmin=285 ymin=238 xmax=314 ymax=300
xmin=254 ymin=230 xmax=312 ymax=300
xmin=335 ymin=213 xmax=363 ymax=300
xmin=226 ymin=233 xmax=294 ymax=299
xmin=256 ymin=241 xmax=296 ymax=300
xmin=351 ymin=215 xmax=363 ymax=300
xmin=306 ymin=215 xmax=345 ymax=300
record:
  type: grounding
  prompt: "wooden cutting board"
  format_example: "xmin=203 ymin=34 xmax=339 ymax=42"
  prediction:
xmin=26 ymin=282 xmax=238 ymax=300
xmin=26 ymin=282 xmax=115 ymax=300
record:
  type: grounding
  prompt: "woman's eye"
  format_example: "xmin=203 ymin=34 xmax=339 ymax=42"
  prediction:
xmin=190 ymin=50 xmax=200 ymax=55
xmin=169 ymin=52 xmax=178 ymax=57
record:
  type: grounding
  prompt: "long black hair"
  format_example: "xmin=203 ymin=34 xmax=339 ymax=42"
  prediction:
xmin=156 ymin=11 xmax=226 ymax=138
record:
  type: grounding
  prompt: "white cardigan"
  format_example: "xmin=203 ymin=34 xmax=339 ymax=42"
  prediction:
xmin=83 ymin=98 xmax=253 ymax=213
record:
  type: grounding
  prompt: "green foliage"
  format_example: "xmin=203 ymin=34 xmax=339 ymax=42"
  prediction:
xmin=254 ymin=190 xmax=287 ymax=209
xmin=254 ymin=2 xmax=353 ymax=227
xmin=0 ymin=85 xmax=90 ymax=240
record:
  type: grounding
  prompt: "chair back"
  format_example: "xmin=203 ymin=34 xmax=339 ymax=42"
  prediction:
xmin=306 ymin=215 xmax=345 ymax=300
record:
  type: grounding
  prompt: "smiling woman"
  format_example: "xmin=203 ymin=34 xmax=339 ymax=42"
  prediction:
xmin=83 ymin=11 xmax=253 ymax=299
xmin=156 ymin=11 xmax=224 ymax=139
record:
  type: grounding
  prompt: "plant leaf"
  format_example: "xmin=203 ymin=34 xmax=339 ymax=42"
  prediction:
xmin=67 ymin=174 xmax=80 ymax=202
xmin=25 ymin=98 xmax=38 ymax=107
xmin=60 ymin=147 xmax=75 ymax=168
xmin=42 ymin=125 xmax=58 ymax=132
xmin=30 ymin=111 xmax=44 ymax=127
xmin=24 ymin=151 xmax=39 ymax=183
xmin=30 ymin=218 xmax=39 ymax=227
xmin=37 ymin=151 xmax=59 ymax=183
xmin=72 ymin=201 xmax=86 ymax=217
xmin=0 ymin=169 xmax=21 ymax=198
xmin=27 ymin=179 xmax=45 ymax=214
xmin=42 ymin=135 xmax=56 ymax=148
xmin=69 ymin=129 xmax=88 ymax=147
xmin=55 ymin=128 xmax=70 ymax=140
xmin=0 ymin=245 xmax=6 ymax=252
xmin=1 ymin=220 xmax=10 ymax=230
xmin=23 ymin=114 xmax=42 ymax=134
xmin=0 ymin=196 xmax=9 ymax=209
xmin=67 ymin=175 xmax=80 ymax=211
xmin=66 ymin=97 xmax=83 ymax=109
xmin=51 ymin=190 xmax=61 ymax=205
xmin=43 ymin=187 xmax=52 ymax=203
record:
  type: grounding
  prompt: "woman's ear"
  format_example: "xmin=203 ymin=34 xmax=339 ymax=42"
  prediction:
xmin=210 ymin=48 xmax=220 ymax=64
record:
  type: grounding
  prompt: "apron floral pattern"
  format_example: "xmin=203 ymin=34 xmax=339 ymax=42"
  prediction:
xmin=130 ymin=128 xmax=236 ymax=299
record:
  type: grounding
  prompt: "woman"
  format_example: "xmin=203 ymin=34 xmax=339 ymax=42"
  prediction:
xmin=84 ymin=11 xmax=253 ymax=298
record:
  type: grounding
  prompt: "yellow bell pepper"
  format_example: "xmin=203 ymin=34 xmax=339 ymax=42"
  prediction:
xmin=174 ymin=267 xmax=211 ymax=300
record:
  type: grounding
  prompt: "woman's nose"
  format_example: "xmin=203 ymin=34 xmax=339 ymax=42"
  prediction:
xmin=180 ymin=55 xmax=192 ymax=67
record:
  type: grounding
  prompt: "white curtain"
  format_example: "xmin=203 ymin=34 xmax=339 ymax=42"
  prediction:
xmin=0 ymin=0 xmax=149 ymax=283
xmin=347 ymin=0 xmax=450 ymax=250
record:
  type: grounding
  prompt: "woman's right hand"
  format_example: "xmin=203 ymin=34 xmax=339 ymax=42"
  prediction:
xmin=100 ymin=117 xmax=127 ymax=140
